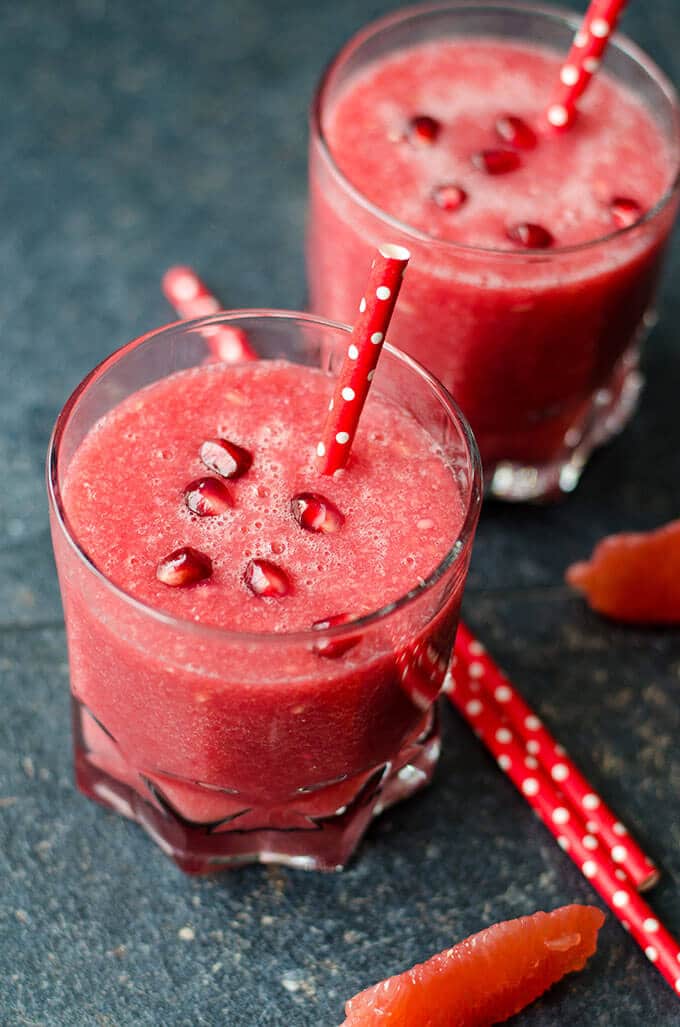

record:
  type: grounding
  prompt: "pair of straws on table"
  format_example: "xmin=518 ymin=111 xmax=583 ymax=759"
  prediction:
xmin=163 ymin=237 xmax=680 ymax=998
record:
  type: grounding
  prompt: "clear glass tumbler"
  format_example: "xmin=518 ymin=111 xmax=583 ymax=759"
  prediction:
xmin=307 ymin=2 xmax=680 ymax=500
xmin=47 ymin=312 xmax=481 ymax=873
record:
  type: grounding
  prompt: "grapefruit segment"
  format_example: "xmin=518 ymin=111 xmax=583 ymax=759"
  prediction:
xmin=341 ymin=905 xmax=604 ymax=1026
xmin=566 ymin=519 xmax=680 ymax=624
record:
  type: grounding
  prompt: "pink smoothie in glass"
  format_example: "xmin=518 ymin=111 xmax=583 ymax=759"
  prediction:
xmin=55 ymin=353 xmax=476 ymax=871
xmin=64 ymin=360 xmax=462 ymax=630
xmin=308 ymin=31 xmax=679 ymax=495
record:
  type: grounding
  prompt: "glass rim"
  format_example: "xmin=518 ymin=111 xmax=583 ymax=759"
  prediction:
xmin=47 ymin=309 xmax=483 ymax=647
xmin=311 ymin=0 xmax=680 ymax=258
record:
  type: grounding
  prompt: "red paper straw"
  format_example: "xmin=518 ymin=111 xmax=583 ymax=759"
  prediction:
xmin=454 ymin=625 xmax=659 ymax=892
xmin=546 ymin=0 xmax=628 ymax=130
xmin=316 ymin=244 xmax=410 ymax=476
xmin=161 ymin=266 xmax=257 ymax=363
xmin=446 ymin=671 xmax=680 ymax=998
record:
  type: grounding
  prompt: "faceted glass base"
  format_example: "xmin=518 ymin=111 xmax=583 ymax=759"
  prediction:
xmin=488 ymin=336 xmax=646 ymax=503
xmin=73 ymin=698 xmax=441 ymax=873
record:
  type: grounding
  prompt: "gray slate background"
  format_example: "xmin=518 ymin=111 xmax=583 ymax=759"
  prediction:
xmin=1 ymin=1 xmax=680 ymax=1024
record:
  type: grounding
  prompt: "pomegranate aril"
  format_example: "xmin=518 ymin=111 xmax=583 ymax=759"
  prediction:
xmin=200 ymin=438 xmax=253 ymax=479
xmin=291 ymin=492 xmax=345 ymax=534
xmin=610 ymin=197 xmax=643 ymax=229
xmin=184 ymin=476 xmax=233 ymax=516
xmin=506 ymin=222 xmax=554 ymax=249
xmin=156 ymin=547 xmax=212 ymax=587
xmin=407 ymin=115 xmax=441 ymax=146
xmin=244 ymin=558 xmax=291 ymax=598
xmin=312 ymin=613 xmax=361 ymax=659
xmin=495 ymin=115 xmax=537 ymax=150
xmin=432 ymin=183 xmax=467 ymax=212
xmin=472 ymin=148 xmax=521 ymax=175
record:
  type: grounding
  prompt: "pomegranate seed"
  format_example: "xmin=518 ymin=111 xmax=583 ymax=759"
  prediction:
xmin=156 ymin=547 xmax=212 ymax=587
xmin=200 ymin=438 xmax=253 ymax=479
xmin=506 ymin=222 xmax=554 ymax=249
xmin=432 ymin=183 xmax=467 ymax=212
xmin=472 ymin=148 xmax=521 ymax=175
xmin=290 ymin=492 xmax=345 ymax=534
xmin=184 ymin=476 xmax=233 ymax=516
xmin=244 ymin=558 xmax=291 ymax=598
xmin=610 ymin=196 xmax=643 ymax=229
xmin=407 ymin=115 xmax=441 ymax=146
xmin=495 ymin=115 xmax=537 ymax=150
xmin=312 ymin=613 xmax=361 ymax=659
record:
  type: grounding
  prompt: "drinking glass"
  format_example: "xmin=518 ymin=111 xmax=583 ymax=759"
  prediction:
xmin=48 ymin=311 xmax=481 ymax=872
xmin=308 ymin=2 xmax=680 ymax=499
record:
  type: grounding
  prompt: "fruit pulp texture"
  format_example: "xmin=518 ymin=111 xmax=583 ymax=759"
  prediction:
xmin=59 ymin=360 xmax=467 ymax=825
xmin=310 ymin=38 xmax=677 ymax=467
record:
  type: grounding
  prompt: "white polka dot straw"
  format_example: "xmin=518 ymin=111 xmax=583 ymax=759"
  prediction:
xmin=547 ymin=104 xmax=570 ymax=128
xmin=163 ymin=266 xmax=216 ymax=315
xmin=447 ymin=661 xmax=680 ymax=999
xmin=545 ymin=0 xmax=627 ymax=130
xmin=317 ymin=245 xmax=410 ymax=475
xmin=590 ymin=17 xmax=611 ymax=37
xmin=611 ymin=845 xmax=628 ymax=863
xmin=161 ymin=266 xmax=257 ymax=364
xmin=560 ymin=64 xmax=580 ymax=86
xmin=452 ymin=622 xmax=658 ymax=892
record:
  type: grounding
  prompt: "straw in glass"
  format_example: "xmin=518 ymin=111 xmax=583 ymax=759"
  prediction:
xmin=316 ymin=244 xmax=410 ymax=476
xmin=547 ymin=0 xmax=629 ymax=129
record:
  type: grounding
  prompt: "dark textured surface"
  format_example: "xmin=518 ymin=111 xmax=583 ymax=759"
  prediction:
xmin=1 ymin=1 xmax=680 ymax=1024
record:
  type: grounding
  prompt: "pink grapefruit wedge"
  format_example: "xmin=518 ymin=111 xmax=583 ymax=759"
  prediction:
xmin=567 ymin=519 xmax=680 ymax=624
xmin=341 ymin=904 xmax=604 ymax=1026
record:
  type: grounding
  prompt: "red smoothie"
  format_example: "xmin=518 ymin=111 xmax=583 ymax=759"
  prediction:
xmin=308 ymin=18 xmax=679 ymax=497
xmin=64 ymin=360 xmax=463 ymax=629
xmin=50 ymin=331 xmax=480 ymax=872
